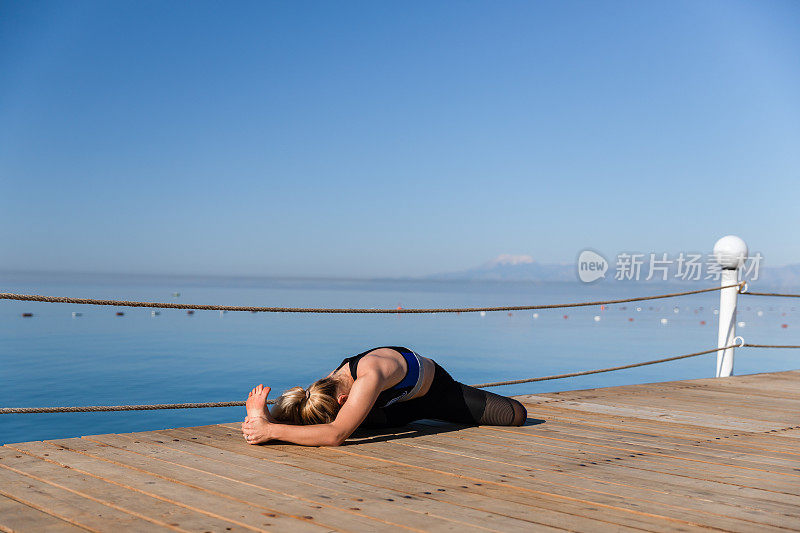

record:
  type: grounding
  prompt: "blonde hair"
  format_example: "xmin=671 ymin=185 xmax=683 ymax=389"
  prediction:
xmin=271 ymin=376 xmax=342 ymax=425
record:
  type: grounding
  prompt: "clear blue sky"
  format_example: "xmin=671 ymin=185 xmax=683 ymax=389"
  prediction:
xmin=1 ymin=1 xmax=798 ymax=278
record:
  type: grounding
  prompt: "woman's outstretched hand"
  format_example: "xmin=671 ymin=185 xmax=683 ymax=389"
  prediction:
xmin=242 ymin=384 xmax=275 ymax=445
xmin=242 ymin=415 xmax=273 ymax=445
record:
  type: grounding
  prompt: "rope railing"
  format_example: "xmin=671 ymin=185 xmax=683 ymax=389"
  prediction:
xmin=0 ymin=283 xmax=742 ymax=314
xmin=2 ymin=277 xmax=797 ymax=415
xmin=742 ymin=343 xmax=800 ymax=349
xmin=7 ymin=341 xmax=796 ymax=414
xmin=742 ymin=290 xmax=800 ymax=298
xmin=469 ymin=345 xmax=737 ymax=388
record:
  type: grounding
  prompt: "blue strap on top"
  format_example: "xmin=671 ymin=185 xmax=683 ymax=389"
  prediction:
xmin=392 ymin=350 xmax=420 ymax=391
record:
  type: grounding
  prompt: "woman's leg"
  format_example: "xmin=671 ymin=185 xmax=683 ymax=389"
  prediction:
xmin=452 ymin=381 xmax=528 ymax=426
xmin=364 ymin=363 xmax=527 ymax=428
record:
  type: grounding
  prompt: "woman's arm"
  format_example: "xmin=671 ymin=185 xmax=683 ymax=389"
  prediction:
xmin=242 ymin=372 xmax=383 ymax=446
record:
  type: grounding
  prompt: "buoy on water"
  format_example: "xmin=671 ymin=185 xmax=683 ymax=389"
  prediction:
xmin=187 ymin=310 xmax=195 ymax=315
xmin=532 ymin=312 xmax=539 ymax=319
xmin=673 ymin=306 xmax=680 ymax=314
xmin=71 ymin=312 xmax=82 ymax=318
xmin=151 ymin=311 xmax=160 ymax=317
xmin=479 ymin=311 xmax=486 ymax=317
xmin=593 ymin=315 xmax=601 ymax=322
xmin=700 ymin=320 xmax=706 ymax=325
xmin=563 ymin=314 xmax=569 ymax=320
xmin=116 ymin=312 xmax=124 ymax=316
xmin=21 ymin=312 xmax=33 ymax=317
xmin=172 ymin=292 xmax=181 ymax=298
xmin=660 ymin=318 xmax=669 ymax=325
xmin=757 ymin=310 xmax=764 ymax=317
xmin=781 ymin=324 xmax=789 ymax=329
xmin=628 ymin=317 xmax=634 ymax=322
xmin=737 ymin=321 xmax=746 ymax=328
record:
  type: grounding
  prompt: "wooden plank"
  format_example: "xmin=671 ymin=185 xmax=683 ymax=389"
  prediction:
xmin=0 ymin=446 xmax=253 ymax=533
xmin=322 ymin=440 xmax=759 ymax=533
xmin=779 ymin=429 xmax=800 ymax=439
xmin=0 ymin=449 xmax=177 ymax=532
xmin=441 ymin=422 xmax=800 ymax=473
xmin=517 ymin=396 xmax=785 ymax=432
xmin=35 ymin=437 xmax=413 ymax=532
xmin=528 ymin=371 xmax=800 ymax=398
xmin=144 ymin=429 xmax=572 ymax=532
xmin=165 ymin=425 xmax=664 ymax=532
xmin=564 ymin=387 xmax=800 ymax=415
xmin=0 ymin=494 xmax=87 ymax=533
xmin=381 ymin=431 xmax=800 ymax=527
xmin=220 ymin=419 xmax=799 ymax=493
xmin=553 ymin=389 xmax=800 ymax=423
xmin=330 ymin=433 xmax=796 ymax=532
xmin=185 ymin=424 xmax=695 ymax=533
xmin=396 ymin=427 xmax=800 ymax=527
xmin=521 ymin=410 xmax=800 ymax=456
xmin=519 ymin=400 xmax=800 ymax=452
xmin=416 ymin=422 xmax=800 ymax=505
xmin=6 ymin=441 xmax=330 ymax=533
xmin=84 ymin=432 xmax=536 ymax=533
xmin=667 ymin=380 xmax=800 ymax=399
xmin=155 ymin=426 xmax=590 ymax=532
xmin=382 ymin=424 xmax=800 ymax=493
xmin=479 ymin=417 xmax=800 ymax=465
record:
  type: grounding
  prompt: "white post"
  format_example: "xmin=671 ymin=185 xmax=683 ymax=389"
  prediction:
xmin=713 ymin=235 xmax=747 ymax=377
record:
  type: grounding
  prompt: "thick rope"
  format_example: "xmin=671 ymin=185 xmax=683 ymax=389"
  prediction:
xmin=1 ymin=343 xmax=752 ymax=414
xmin=0 ymin=283 xmax=740 ymax=314
xmin=742 ymin=343 xmax=800 ymax=349
xmin=743 ymin=291 xmax=800 ymax=298
xmin=470 ymin=344 xmax=738 ymax=388
xmin=0 ymin=402 xmax=248 ymax=414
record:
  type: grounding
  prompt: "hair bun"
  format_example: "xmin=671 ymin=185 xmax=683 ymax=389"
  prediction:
xmin=305 ymin=388 xmax=311 ymax=400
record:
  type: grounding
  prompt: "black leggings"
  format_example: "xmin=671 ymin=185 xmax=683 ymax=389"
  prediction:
xmin=360 ymin=362 xmax=527 ymax=428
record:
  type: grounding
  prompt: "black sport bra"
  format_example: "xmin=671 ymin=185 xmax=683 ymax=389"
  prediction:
xmin=335 ymin=346 xmax=425 ymax=408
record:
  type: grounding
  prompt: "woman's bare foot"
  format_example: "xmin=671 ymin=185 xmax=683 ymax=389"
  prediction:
xmin=245 ymin=384 xmax=271 ymax=418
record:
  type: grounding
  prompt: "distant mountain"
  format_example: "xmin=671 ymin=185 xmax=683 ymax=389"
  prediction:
xmin=428 ymin=255 xmax=574 ymax=282
xmin=428 ymin=254 xmax=800 ymax=287
xmin=760 ymin=264 xmax=800 ymax=288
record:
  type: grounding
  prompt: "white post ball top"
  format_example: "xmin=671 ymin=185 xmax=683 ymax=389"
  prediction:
xmin=713 ymin=235 xmax=748 ymax=270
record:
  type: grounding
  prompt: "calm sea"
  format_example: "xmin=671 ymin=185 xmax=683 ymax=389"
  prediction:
xmin=2 ymin=271 xmax=798 ymax=445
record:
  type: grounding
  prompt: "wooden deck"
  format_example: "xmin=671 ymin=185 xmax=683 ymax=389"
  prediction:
xmin=1 ymin=370 xmax=799 ymax=532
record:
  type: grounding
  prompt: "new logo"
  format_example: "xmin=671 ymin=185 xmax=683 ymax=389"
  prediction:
xmin=577 ymin=250 xmax=608 ymax=283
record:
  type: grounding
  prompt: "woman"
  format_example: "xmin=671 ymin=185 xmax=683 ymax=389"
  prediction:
xmin=241 ymin=346 xmax=527 ymax=446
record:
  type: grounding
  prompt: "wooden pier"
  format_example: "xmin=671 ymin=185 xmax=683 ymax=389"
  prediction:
xmin=1 ymin=370 xmax=798 ymax=532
